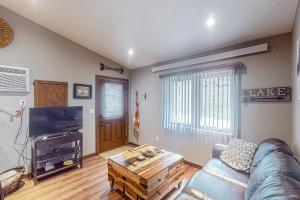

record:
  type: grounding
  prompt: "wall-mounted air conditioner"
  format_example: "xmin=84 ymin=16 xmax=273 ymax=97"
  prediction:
xmin=0 ymin=65 xmax=30 ymax=92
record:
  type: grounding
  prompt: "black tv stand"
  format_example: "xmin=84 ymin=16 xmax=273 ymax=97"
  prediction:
xmin=31 ymin=132 xmax=83 ymax=185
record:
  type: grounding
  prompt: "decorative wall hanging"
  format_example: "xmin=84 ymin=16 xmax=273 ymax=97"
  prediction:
xmin=99 ymin=63 xmax=124 ymax=74
xmin=297 ymin=40 xmax=300 ymax=100
xmin=0 ymin=18 xmax=14 ymax=48
xmin=73 ymin=83 xmax=92 ymax=99
xmin=241 ymin=87 xmax=291 ymax=102
xmin=133 ymin=91 xmax=140 ymax=142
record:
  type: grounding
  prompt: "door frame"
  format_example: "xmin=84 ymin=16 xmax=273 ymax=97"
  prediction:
xmin=95 ymin=75 xmax=129 ymax=154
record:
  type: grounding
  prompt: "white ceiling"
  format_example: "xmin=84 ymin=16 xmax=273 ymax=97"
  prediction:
xmin=0 ymin=0 xmax=298 ymax=69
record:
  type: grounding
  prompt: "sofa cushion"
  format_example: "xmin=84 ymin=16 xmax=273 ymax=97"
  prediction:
xmin=249 ymin=174 xmax=300 ymax=200
xmin=204 ymin=158 xmax=249 ymax=186
xmin=220 ymin=139 xmax=257 ymax=173
xmin=250 ymin=138 xmax=293 ymax=173
xmin=245 ymin=151 xmax=300 ymax=200
xmin=182 ymin=170 xmax=246 ymax=200
xmin=212 ymin=144 xmax=227 ymax=159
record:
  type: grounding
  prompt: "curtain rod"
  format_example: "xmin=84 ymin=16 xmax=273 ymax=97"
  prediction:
xmin=99 ymin=63 xmax=124 ymax=74
xmin=153 ymin=43 xmax=267 ymax=72
xmin=159 ymin=62 xmax=245 ymax=78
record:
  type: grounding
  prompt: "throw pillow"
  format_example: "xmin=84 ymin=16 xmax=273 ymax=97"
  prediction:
xmin=220 ymin=139 xmax=257 ymax=173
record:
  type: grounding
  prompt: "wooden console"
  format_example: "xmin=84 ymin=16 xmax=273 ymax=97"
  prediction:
xmin=108 ymin=145 xmax=184 ymax=200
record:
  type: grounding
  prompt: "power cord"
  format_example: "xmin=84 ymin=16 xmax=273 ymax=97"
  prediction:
xmin=13 ymin=106 xmax=31 ymax=170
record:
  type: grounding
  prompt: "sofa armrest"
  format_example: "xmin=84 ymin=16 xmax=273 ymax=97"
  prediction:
xmin=212 ymin=144 xmax=227 ymax=159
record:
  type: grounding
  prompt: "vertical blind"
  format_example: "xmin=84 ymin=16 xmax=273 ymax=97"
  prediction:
xmin=103 ymin=82 xmax=124 ymax=119
xmin=162 ymin=67 xmax=240 ymax=138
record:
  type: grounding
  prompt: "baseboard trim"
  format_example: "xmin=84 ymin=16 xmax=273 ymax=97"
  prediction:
xmin=128 ymin=142 xmax=140 ymax=147
xmin=83 ymin=153 xmax=97 ymax=160
xmin=184 ymin=160 xmax=202 ymax=169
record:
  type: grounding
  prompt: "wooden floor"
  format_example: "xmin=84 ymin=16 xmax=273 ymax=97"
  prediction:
xmin=6 ymin=155 xmax=199 ymax=200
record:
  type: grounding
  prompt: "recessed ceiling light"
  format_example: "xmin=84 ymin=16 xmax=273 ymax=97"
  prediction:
xmin=128 ymin=49 xmax=134 ymax=55
xmin=206 ymin=16 xmax=216 ymax=27
xmin=31 ymin=0 xmax=39 ymax=4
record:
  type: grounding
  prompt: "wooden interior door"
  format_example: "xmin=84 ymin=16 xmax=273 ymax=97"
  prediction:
xmin=34 ymin=80 xmax=68 ymax=107
xmin=96 ymin=76 xmax=128 ymax=153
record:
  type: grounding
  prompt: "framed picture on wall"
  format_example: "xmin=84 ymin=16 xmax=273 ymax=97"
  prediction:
xmin=73 ymin=83 xmax=92 ymax=99
xmin=297 ymin=40 xmax=300 ymax=100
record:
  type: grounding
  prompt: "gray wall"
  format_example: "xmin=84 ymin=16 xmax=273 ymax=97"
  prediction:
xmin=0 ymin=5 xmax=294 ymax=170
xmin=291 ymin=4 xmax=300 ymax=159
xmin=130 ymin=33 xmax=292 ymax=165
xmin=0 ymin=7 xmax=129 ymax=171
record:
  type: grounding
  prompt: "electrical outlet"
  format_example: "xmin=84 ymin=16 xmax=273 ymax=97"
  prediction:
xmin=155 ymin=136 xmax=159 ymax=141
xmin=20 ymin=99 xmax=26 ymax=108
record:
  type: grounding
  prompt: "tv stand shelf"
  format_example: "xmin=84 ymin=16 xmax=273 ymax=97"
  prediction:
xmin=37 ymin=147 xmax=80 ymax=163
xmin=31 ymin=133 xmax=83 ymax=185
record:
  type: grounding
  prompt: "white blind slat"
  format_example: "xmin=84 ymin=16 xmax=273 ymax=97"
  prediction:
xmin=162 ymin=67 xmax=237 ymax=137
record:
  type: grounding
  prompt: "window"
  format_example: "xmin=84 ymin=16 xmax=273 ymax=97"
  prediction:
xmin=102 ymin=82 xmax=124 ymax=119
xmin=162 ymin=67 xmax=240 ymax=136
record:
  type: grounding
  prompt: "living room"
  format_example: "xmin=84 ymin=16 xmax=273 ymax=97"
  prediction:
xmin=0 ymin=0 xmax=299 ymax=200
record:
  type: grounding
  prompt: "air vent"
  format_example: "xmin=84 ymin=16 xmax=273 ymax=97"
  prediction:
xmin=0 ymin=65 xmax=30 ymax=92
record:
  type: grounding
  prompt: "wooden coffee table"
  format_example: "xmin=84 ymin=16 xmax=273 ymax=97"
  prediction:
xmin=108 ymin=144 xmax=184 ymax=200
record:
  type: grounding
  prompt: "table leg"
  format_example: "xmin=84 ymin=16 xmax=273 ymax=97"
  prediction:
xmin=110 ymin=179 xmax=115 ymax=191
xmin=178 ymin=181 xmax=182 ymax=189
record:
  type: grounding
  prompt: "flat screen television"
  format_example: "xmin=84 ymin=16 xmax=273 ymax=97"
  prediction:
xmin=29 ymin=106 xmax=83 ymax=138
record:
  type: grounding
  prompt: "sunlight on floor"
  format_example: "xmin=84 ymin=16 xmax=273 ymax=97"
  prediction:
xmin=99 ymin=145 xmax=136 ymax=159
